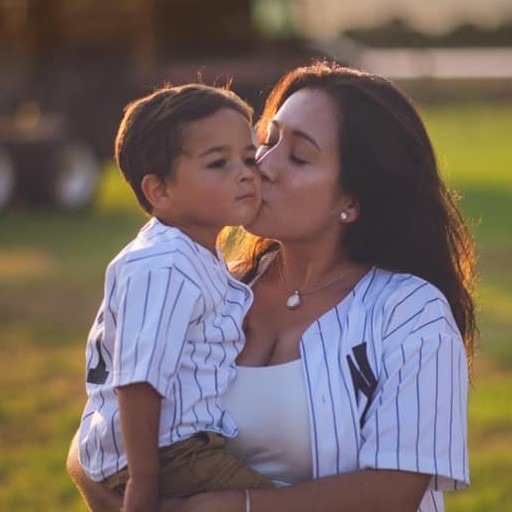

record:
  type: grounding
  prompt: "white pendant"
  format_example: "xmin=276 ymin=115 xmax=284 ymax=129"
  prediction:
xmin=286 ymin=291 xmax=301 ymax=310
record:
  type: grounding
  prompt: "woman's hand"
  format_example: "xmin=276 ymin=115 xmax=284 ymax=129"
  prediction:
xmin=159 ymin=491 xmax=245 ymax=512
xmin=66 ymin=431 xmax=123 ymax=512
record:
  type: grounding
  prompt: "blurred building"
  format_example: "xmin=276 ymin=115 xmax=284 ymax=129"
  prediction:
xmin=0 ymin=0 xmax=320 ymax=211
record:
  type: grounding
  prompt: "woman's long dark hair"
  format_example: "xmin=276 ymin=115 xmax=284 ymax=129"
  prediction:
xmin=222 ymin=61 xmax=476 ymax=368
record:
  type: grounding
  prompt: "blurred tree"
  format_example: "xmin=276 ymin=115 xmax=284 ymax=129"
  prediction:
xmin=343 ymin=16 xmax=512 ymax=47
xmin=443 ymin=21 xmax=512 ymax=46
xmin=344 ymin=17 xmax=430 ymax=48
xmin=253 ymin=0 xmax=296 ymax=38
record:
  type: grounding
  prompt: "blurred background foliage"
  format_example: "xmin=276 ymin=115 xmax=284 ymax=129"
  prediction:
xmin=343 ymin=17 xmax=512 ymax=47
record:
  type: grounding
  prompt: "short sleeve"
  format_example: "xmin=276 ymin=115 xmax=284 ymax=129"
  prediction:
xmin=112 ymin=265 xmax=201 ymax=397
xmin=358 ymin=283 xmax=470 ymax=491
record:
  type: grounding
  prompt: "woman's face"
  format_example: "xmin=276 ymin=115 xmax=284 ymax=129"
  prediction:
xmin=246 ymin=88 xmax=347 ymax=242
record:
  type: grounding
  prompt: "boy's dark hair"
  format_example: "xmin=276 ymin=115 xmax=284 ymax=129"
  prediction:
xmin=115 ymin=83 xmax=253 ymax=213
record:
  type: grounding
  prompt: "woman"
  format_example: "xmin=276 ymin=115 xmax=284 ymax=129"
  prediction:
xmin=67 ymin=61 xmax=475 ymax=512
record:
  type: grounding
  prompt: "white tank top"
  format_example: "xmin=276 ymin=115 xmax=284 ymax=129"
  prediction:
xmin=223 ymin=359 xmax=313 ymax=487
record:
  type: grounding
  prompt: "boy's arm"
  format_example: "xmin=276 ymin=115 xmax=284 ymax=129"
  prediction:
xmin=118 ymin=383 xmax=162 ymax=512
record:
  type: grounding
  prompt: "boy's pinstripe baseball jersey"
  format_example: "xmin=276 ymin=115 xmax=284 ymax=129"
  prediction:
xmin=78 ymin=217 xmax=252 ymax=482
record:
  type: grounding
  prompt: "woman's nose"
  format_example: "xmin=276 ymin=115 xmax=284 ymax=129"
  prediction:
xmin=256 ymin=148 xmax=276 ymax=182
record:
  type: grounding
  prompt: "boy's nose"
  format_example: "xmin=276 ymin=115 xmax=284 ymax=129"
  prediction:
xmin=239 ymin=161 xmax=256 ymax=181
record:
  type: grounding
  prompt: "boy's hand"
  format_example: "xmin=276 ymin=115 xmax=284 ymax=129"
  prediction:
xmin=122 ymin=476 xmax=158 ymax=512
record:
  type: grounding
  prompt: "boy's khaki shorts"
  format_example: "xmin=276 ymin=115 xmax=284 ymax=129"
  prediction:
xmin=104 ymin=430 xmax=273 ymax=498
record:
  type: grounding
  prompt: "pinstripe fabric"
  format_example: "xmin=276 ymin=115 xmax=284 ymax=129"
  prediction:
xmin=296 ymin=266 xmax=469 ymax=512
xmin=78 ymin=218 xmax=252 ymax=482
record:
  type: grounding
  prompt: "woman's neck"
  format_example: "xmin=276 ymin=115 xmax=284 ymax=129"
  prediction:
xmin=277 ymin=241 xmax=354 ymax=293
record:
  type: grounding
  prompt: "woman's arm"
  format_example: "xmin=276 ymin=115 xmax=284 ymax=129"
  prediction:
xmin=249 ymin=469 xmax=430 ymax=512
xmin=66 ymin=432 xmax=122 ymax=512
xmin=67 ymin=431 xmax=185 ymax=512
xmin=68 ymin=429 xmax=429 ymax=512
xmin=67 ymin=383 xmax=163 ymax=512
xmin=165 ymin=469 xmax=430 ymax=512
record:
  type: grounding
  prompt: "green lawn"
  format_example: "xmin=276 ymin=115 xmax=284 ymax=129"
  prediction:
xmin=0 ymin=100 xmax=511 ymax=511
xmin=422 ymin=101 xmax=512 ymax=510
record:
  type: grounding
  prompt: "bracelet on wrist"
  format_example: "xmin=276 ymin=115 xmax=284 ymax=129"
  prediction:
xmin=245 ymin=489 xmax=251 ymax=512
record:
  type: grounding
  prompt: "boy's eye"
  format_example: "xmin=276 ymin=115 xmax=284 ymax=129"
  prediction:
xmin=207 ymin=159 xmax=228 ymax=169
xmin=245 ymin=156 xmax=257 ymax=167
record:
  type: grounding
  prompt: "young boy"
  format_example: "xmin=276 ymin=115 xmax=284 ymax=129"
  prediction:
xmin=77 ymin=84 xmax=271 ymax=512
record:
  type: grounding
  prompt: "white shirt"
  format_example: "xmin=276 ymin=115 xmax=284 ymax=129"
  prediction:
xmin=224 ymin=360 xmax=313 ymax=487
xmin=78 ymin=218 xmax=253 ymax=481
xmin=237 ymin=257 xmax=469 ymax=512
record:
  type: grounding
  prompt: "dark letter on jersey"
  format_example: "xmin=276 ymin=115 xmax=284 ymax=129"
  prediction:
xmin=347 ymin=342 xmax=377 ymax=428
xmin=87 ymin=335 xmax=109 ymax=384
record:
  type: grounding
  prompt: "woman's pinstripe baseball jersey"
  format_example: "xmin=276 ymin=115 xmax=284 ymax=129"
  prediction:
xmin=298 ymin=266 xmax=469 ymax=511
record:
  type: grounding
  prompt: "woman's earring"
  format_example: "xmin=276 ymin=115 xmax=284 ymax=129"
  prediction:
xmin=340 ymin=211 xmax=349 ymax=222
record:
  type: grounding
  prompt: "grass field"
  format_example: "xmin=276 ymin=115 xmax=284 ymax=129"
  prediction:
xmin=0 ymin=100 xmax=511 ymax=511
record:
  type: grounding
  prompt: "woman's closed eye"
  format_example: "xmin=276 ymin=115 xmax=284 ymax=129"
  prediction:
xmin=257 ymin=139 xmax=310 ymax=165
xmin=290 ymin=154 xmax=308 ymax=165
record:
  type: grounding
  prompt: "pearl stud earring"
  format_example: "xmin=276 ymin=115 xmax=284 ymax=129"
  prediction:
xmin=340 ymin=211 xmax=349 ymax=222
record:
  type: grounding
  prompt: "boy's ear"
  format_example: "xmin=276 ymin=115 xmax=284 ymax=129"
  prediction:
xmin=141 ymin=174 xmax=173 ymax=210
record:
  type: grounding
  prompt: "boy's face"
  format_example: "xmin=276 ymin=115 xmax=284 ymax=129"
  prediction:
xmin=158 ymin=108 xmax=261 ymax=248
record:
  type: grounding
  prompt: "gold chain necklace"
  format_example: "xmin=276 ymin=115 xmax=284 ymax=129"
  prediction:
xmin=277 ymin=256 xmax=348 ymax=310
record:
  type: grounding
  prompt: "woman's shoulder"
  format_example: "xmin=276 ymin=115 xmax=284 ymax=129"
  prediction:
xmin=364 ymin=268 xmax=459 ymax=341
xmin=360 ymin=267 xmax=448 ymax=308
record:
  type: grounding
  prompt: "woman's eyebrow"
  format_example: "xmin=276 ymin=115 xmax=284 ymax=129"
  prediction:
xmin=291 ymin=129 xmax=321 ymax=151
xmin=270 ymin=119 xmax=320 ymax=151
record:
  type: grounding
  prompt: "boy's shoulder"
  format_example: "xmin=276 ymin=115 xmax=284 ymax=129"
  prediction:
xmin=132 ymin=219 xmax=196 ymax=255
xmin=110 ymin=218 xmax=215 ymax=277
